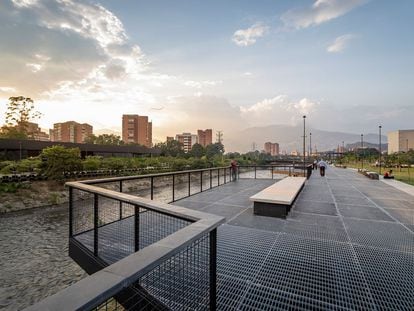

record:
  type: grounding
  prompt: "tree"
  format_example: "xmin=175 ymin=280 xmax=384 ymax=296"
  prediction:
xmin=190 ymin=143 xmax=205 ymax=158
xmin=84 ymin=133 xmax=124 ymax=145
xmin=0 ymin=96 xmax=41 ymax=139
xmin=39 ymin=146 xmax=81 ymax=179
xmin=156 ymin=140 xmax=185 ymax=157
xmin=205 ymin=143 xmax=224 ymax=159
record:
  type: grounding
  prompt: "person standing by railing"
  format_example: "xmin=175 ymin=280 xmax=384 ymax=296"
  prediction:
xmin=231 ymin=159 xmax=238 ymax=181
xmin=317 ymin=159 xmax=328 ymax=177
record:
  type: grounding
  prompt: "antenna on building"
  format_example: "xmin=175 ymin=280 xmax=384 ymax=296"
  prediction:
xmin=216 ymin=130 xmax=223 ymax=144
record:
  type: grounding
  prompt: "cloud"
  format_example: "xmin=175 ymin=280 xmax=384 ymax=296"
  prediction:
xmin=281 ymin=0 xmax=367 ymax=29
xmin=327 ymin=34 xmax=355 ymax=53
xmin=232 ymin=23 xmax=269 ymax=47
xmin=241 ymin=95 xmax=319 ymax=126
xmin=184 ymin=80 xmax=222 ymax=89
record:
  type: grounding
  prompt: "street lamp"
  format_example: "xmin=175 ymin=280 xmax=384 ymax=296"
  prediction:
xmin=379 ymin=125 xmax=382 ymax=175
xmin=309 ymin=132 xmax=312 ymax=158
xmin=303 ymin=115 xmax=306 ymax=176
xmin=361 ymin=134 xmax=364 ymax=170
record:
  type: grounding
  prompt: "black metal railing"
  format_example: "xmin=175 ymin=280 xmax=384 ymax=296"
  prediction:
xmin=27 ymin=180 xmax=224 ymax=311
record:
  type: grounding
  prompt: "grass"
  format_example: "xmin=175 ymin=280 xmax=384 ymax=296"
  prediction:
xmin=340 ymin=161 xmax=414 ymax=186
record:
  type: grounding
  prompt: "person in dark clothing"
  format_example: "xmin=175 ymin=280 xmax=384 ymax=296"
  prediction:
xmin=317 ymin=159 xmax=328 ymax=177
xmin=231 ymin=159 xmax=238 ymax=181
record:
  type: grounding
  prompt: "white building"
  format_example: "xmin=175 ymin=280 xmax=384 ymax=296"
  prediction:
xmin=388 ymin=130 xmax=414 ymax=153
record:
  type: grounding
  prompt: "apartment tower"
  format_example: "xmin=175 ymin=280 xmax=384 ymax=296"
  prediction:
xmin=197 ymin=129 xmax=213 ymax=147
xmin=176 ymin=133 xmax=198 ymax=153
xmin=50 ymin=121 xmax=93 ymax=143
xmin=122 ymin=115 xmax=152 ymax=147
xmin=264 ymin=142 xmax=280 ymax=156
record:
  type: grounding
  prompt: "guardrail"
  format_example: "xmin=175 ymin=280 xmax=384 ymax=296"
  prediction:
xmin=27 ymin=180 xmax=224 ymax=310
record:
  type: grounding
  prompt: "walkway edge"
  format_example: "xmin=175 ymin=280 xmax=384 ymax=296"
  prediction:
xmin=380 ymin=178 xmax=414 ymax=197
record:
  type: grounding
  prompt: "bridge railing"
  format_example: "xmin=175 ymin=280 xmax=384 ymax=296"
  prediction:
xmin=27 ymin=180 xmax=224 ymax=310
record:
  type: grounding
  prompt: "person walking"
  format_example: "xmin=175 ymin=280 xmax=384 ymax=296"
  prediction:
xmin=231 ymin=159 xmax=238 ymax=181
xmin=317 ymin=159 xmax=328 ymax=177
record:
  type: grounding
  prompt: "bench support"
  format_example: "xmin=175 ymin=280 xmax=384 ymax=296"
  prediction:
xmin=253 ymin=202 xmax=289 ymax=218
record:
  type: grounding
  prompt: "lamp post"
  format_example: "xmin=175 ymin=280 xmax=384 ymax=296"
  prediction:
xmin=379 ymin=125 xmax=382 ymax=175
xmin=309 ymin=132 xmax=312 ymax=158
xmin=303 ymin=115 xmax=306 ymax=176
xmin=361 ymin=134 xmax=364 ymax=170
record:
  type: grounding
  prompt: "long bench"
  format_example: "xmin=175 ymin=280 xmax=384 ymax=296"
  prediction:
xmin=250 ymin=177 xmax=306 ymax=218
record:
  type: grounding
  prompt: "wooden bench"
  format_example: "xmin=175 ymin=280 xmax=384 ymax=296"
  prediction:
xmin=250 ymin=177 xmax=306 ymax=218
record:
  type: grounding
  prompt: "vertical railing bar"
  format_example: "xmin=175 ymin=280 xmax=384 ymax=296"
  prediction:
xmin=209 ymin=229 xmax=217 ymax=311
xmin=217 ymin=169 xmax=220 ymax=186
xmin=93 ymin=193 xmax=98 ymax=257
xmin=200 ymin=171 xmax=203 ymax=192
xmin=254 ymin=166 xmax=257 ymax=179
xmin=188 ymin=172 xmax=191 ymax=197
xmin=150 ymin=176 xmax=154 ymax=200
xmin=69 ymin=186 xmax=73 ymax=237
xmin=134 ymin=205 xmax=139 ymax=252
xmin=172 ymin=174 xmax=175 ymax=202
xmin=119 ymin=180 xmax=123 ymax=220
xmin=210 ymin=168 xmax=212 ymax=189
xmin=271 ymin=166 xmax=274 ymax=180
xmin=224 ymin=168 xmax=226 ymax=184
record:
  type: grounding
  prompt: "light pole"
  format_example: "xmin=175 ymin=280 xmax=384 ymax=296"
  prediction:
xmin=303 ymin=115 xmax=306 ymax=176
xmin=379 ymin=125 xmax=382 ymax=175
xmin=309 ymin=132 xmax=312 ymax=158
xmin=361 ymin=134 xmax=364 ymax=170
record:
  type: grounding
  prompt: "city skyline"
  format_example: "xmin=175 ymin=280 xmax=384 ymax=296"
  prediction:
xmin=0 ymin=0 xmax=413 ymax=147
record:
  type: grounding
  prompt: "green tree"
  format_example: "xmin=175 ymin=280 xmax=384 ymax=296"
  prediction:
xmin=85 ymin=133 xmax=124 ymax=145
xmin=156 ymin=140 xmax=185 ymax=157
xmin=40 ymin=146 xmax=81 ymax=179
xmin=0 ymin=96 xmax=42 ymax=139
xmin=205 ymin=143 xmax=224 ymax=159
xmin=190 ymin=143 xmax=205 ymax=158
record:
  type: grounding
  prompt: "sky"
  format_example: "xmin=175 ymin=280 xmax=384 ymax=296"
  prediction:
xmin=0 ymin=0 xmax=413 ymax=147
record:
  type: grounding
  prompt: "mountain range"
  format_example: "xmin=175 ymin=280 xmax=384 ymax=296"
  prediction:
xmin=225 ymin=124 xmax=387 ymax=153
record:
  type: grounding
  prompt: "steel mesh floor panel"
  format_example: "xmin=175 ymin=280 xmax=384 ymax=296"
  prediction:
xmin=293 ymin=200 xmax=337 ymax=216
xmin=217 ymin=275 xmax=250 ymax=310
xmin=334 ymin=195 xmax=374 ymax=206
xmin=337 ymin=203 xmax=394 ymax=221
xmin=283 ymin=218 xmax=348 ymax=242
xmin=371 ymin=198 xmax=414 ymax=210
xmin=239 ymin=285 xmax=352 ymax=311
xmin=344 ymin=218 xmax=414 ymax=253
xmin=385 ymin=208 xmax=414 ymax=224
xmin=354 ymin=246 xmax=414 ymax=310
xmin=252 ymin=234 xmax=375 ymax=310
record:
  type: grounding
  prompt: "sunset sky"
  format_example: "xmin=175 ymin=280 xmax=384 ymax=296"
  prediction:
xmin=0 ymin=0 xmax=413 ymax=144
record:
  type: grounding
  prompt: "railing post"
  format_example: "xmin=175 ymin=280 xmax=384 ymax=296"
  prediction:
xmin=254 ymin=166 xmax=257 ymax=179
xmin=209 ymin=229 xmax=217 ymax=311
xmin=238 ymin=166 xmax=240 ymax=180
xmin=119 ymin=180 xmax=123 ymax=220
xmin=200 ymin=171 xmax=203 ymax=192
xmin=224 ymin=168 xmax=226 ymax=184
xmin=217 ymin=169 xmax=220 ymax=186
xmin=134 ymin=205 xmax=139 ymax=252
xmin=271 ymin=166 xmax=274 ymax=179
xmin=210 ymin=169 xmax=212 ymax=189
xmin=150 ymin=176 xmax=154 ymax=200
xmin=172 ymin=174 xmax=175 ymax=202
xmin=188 ymin=172 xmax=191 ymax=197
xmin=69 ymin=186 xmax=73 ymax=237
xmin=93 ymin=194 xmax=98 ymax=257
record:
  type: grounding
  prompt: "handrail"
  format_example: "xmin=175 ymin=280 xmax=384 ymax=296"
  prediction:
xmin=26 ymin=182 xmax=225 ymax=311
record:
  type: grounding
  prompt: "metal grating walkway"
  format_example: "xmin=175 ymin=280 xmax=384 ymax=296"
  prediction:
xmin=176 ymin=167 xmax=414 ymax=310
xmin=74 ymin=168 xmax=414 ymax=310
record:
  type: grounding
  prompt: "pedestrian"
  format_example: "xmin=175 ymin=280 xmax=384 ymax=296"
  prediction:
xmin=313 ymin=159 xmax=318 ymax=170
xmin=317 ymin=159 xmax=328 ymax=177
xmin=230 ymin=159 xmax=238 ymax=181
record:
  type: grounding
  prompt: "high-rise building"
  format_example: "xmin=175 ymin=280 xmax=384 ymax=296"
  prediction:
xmin=197 ymin=129 xmax=212 ymax=147
xmin=264 ymin=142 xmax=280 ymax=156
xmin=166 ymin=136 xmax=174 ymax=142
xmin=388 ymin=129 xmax=414 ymax=153
xmin=176 ymin=133 xmax=198 ymax=152
xmin=50 ymin=121 xmax=93 ymax=143
xmin=122 ymin=115 xmax=152 ymax=147
xmin=26 ymin=122 xmax=50 ymax=141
